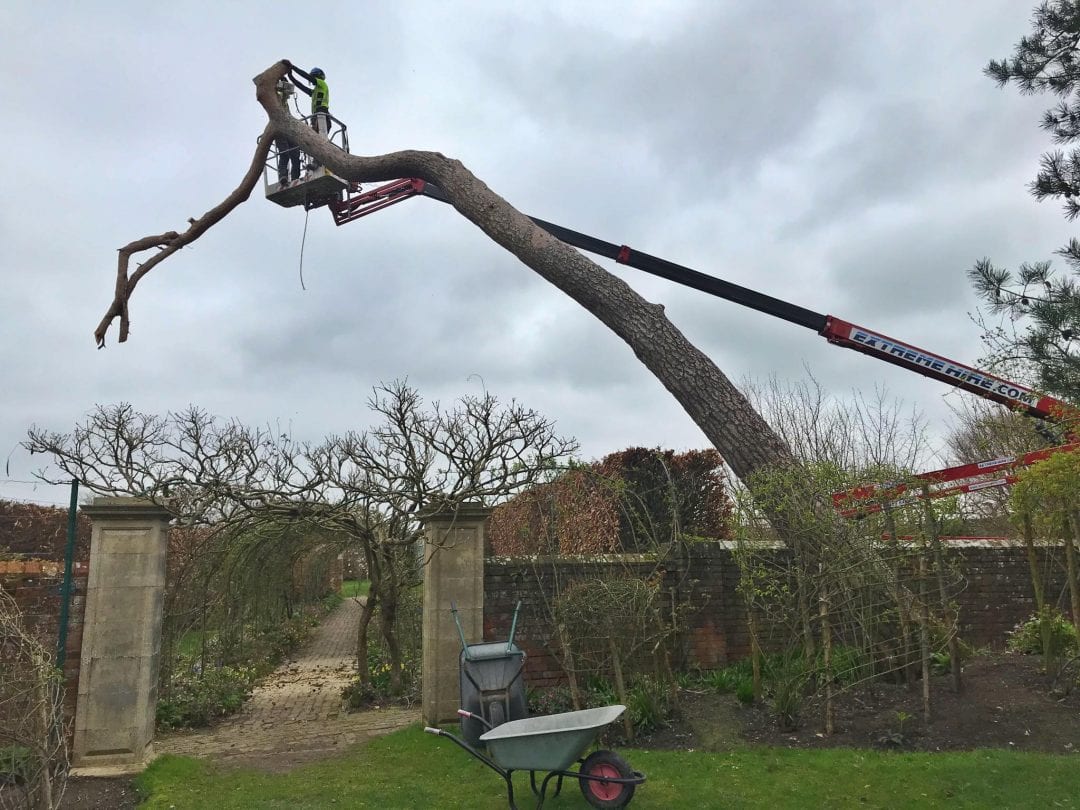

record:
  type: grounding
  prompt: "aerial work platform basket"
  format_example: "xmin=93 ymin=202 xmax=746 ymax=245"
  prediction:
xmin=263 ymin=112 xmax=351 ymax=211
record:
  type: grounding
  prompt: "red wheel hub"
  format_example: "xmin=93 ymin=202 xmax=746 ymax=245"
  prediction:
xmin=585 ymin=762 xmax=623 ymax=801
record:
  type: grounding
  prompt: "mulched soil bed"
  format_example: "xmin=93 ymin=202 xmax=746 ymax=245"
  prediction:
xmin=641 ymin=652 xmax=1080 ymax=754
xmin=58 ymin=776 xmax=139 ymax=809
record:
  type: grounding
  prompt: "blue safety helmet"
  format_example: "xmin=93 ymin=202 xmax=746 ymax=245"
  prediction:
xmin=310 ymin=67 xmax=325 ymax=78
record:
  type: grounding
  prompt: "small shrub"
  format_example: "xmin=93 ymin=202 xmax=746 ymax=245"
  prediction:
xmin=584 ymin=676 xmax=618 ymax=709
xmin=765 ymin=656 xmax=809 ymax=731
xmin=156 ymin=665 xmax=257 ymax=729
xmin=342 ymin=679 xmax=379 ymax=711
xmin=675 ymin=670 xmax=698 ymax=689
xmin=930 ymin=650 xmax=952 ymax=676
xmin=825 ymin=645 xmax=870 ymax=687
xmin=371 ymin=661 xmax=396 ymax=692
xmin=626 ymin=676 xmax=670 ymax=733
xmin=701 ymin=658 xmax=755 ymax=696
xmin=0 ymin=745 xmax=31 ymax=785
xmin=527 ymin=685 xmax=574 ymax=716
xmin=735 ymin=679 xmax=756 ymax=705
xmin=878 ymin=710 xmax=914 ymax=749
xmin=265 ymin=612 xmax=322 ymax=665
xmin=1007 ymin=611 xmax=1078 ymax=658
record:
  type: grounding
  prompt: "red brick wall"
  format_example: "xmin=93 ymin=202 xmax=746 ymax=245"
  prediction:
xmin=0 ymin=501 xmax=92 ymax=720
xmin=948 ymin=540 xmax=1070 ymax=643
xmin=484 ymin=540 xmax=1066 ymax=687
xmin=484 ymin=546 xmax=734 ymax=688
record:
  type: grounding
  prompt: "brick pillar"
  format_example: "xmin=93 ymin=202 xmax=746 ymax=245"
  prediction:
xmin=419 ymin=502 xmax=491 ymax=726
xmin=72 ymin=497 xmax=170 ymax=771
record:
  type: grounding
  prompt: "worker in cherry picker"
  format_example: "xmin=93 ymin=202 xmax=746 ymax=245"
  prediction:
xmin=290 ymin=66 xmax=331 ymax=171
xmin=274 ymin=79 xmax=302 ymax=187
xmin=293 ymin=66 xmax=330 ymax=137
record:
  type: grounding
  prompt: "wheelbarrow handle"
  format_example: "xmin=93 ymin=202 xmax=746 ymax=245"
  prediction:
xmin=507 ymin=599 xmax=521 ymax=652
xmin=449 ymin=601 xmax=472 ymax=660
xmin=425 ymin=725 xmax=509 ymax=780
xmin=457 ymin=708 xmax=493 ymax=731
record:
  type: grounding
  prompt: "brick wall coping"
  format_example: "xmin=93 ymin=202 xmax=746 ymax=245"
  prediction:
xmin=718 ymin=540 xmax=784 ymax=550
xmin=884 ymin=537 xmax=1063 ymax=548
xmin=939 ymin=537 xmax=1045 ymax=547
xmin=487 ymin=553 xmax=660 ymax=564
xmin=720 ymin=537 xmax=1058 ymax=549
xmin=488 ymin=538 xmax=1069 ymax=561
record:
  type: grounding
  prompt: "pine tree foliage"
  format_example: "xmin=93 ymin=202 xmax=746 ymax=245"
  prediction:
xmin=971 ymin=1 xmax=1080 ymax=401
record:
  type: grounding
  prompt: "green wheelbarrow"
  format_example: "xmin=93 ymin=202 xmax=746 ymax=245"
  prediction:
xmin=425 ymin=704 xmax=645 ymax=809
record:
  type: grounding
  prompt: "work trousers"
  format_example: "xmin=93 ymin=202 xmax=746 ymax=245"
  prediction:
xmin=275 ymin=136 xmax=301 ymax=184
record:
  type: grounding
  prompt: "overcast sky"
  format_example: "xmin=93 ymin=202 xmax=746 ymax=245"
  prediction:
xmin=1 ymin=1 xmax=1069 ymax=506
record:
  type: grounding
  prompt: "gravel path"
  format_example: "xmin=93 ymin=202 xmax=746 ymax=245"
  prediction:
xmin=155 ymin=597 xmax=416 ymax=771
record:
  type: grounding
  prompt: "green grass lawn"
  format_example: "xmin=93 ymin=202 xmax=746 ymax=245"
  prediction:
xmin=176 ymin=630 xmax=205 ymax=659
xmin=340 ymin=579 xmax=370 ymax=598
xmin=136 ymin=725 xmax=1080 ymax=809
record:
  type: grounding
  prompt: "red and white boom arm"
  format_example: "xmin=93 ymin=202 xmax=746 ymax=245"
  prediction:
xmin=820 ymin=317 xmax=1069 ymax=422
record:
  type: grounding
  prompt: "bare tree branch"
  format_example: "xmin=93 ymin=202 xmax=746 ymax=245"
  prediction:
xmin=94 ymin=123 xmax=275 ymax=348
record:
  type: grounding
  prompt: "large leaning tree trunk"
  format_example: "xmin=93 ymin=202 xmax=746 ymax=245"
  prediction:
xmin=94 ymin=59 xmax=793 ymax=488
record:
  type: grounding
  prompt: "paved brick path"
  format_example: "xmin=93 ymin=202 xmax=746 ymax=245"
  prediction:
xmin=156 ymin=597 xmax=416 ymax=771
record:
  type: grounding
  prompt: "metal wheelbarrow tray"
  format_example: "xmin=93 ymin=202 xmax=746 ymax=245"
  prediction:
xmin=426 ymin=704 xmax=646 ymax=809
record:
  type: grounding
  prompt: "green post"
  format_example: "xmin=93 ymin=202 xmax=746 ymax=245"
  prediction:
xmin=56 ymin=478 xmax=79 ymax=669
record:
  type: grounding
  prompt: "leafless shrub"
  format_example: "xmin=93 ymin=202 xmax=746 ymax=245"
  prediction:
xmin=0 ymin=587 xmax=68 ymax=810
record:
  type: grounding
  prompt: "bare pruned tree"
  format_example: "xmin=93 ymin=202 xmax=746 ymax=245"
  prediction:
xmin=312 ymin=380 xmax=577 ymax=690
xmin=945 ymin=396 xmax=1053 ymax=531
xmin=25 ymin=381 xmax=577 ymax=691
xmin=743 ymin=373 xmax=932 ymax=476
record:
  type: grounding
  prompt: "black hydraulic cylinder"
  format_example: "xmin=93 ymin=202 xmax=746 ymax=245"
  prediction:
xmin=417 ymin=183 xmax=826 ymax=332
xmin=531 ymin=217 xmax=827 ymax=332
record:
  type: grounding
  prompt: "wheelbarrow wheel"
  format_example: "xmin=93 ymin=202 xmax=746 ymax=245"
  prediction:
xmin=578 ymin=750 xmax=635 ymax=808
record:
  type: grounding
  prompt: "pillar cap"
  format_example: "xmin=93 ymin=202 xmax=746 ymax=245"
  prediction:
xmin=417 ymin=499 xmax=492 ymax=525
xmin=81 ymin=496 xmax=173 ymax=521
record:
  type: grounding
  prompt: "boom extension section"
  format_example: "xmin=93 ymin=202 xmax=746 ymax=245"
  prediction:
xmin=833 ymin=442 xmax=1080 ymax=518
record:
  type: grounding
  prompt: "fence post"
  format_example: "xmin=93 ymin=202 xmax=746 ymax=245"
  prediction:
xmin=72 ymin=497 xmax=171 ymax=770
xmin=418 ymin=501 xmax=491 ymax=726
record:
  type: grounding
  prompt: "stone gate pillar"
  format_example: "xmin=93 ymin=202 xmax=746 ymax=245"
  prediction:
xmin=72 ymin=497 xmax=171 ymax=770
xmin=418 ymin=501 xmax=491 ymax=726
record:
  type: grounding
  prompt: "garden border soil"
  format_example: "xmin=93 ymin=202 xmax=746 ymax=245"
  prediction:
xmin=637 ymin=652 xmax=1080 ymax=754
